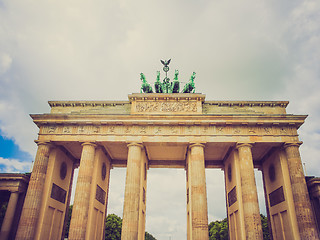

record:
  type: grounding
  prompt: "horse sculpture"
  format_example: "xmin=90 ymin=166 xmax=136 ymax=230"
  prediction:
xmin=154 ymin=71 xmax=163 ymax=93
xmin=182 ymin=72 xmax=196 ymax=93
xmin=171 ymin=69 xmax=180 ymax=93
xmin=140 ymin=73 xmax=153 ymax=93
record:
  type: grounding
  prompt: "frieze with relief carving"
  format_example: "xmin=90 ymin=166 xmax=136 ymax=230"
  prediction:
xmin=41 ymin=124 xmax=295 ymax=137
xmin=135 ymin=101 xmax=197 ymax=113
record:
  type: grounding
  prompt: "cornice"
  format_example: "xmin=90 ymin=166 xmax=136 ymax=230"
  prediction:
xmin=30 ymin=113 xmax=307 ymax=128
xmin=48 ymin=101 xmax=129 ymax=108
xmin=48 ymin=99 xmax=289 ymax=108
xmin=204 ymin=101 xmax=289 ymax=108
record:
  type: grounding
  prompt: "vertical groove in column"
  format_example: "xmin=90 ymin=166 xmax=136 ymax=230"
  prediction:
xmin=236 ymin=143 xmax=263 ymax=240
xmin=189 ymin=143 xmax=209 ymax=240
xmin=284 ymin=142 xmax=319 ymax=240
xmin=69 ymin=142 xmax=96 ymax=240
xmin=15 ymin=141 xmax=52 ymax=240
xmin=121 ymin=143 xmax=143 ymax=240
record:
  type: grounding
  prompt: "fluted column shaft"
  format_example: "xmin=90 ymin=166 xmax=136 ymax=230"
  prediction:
xmin=0 ymin=191 xmax=19 ymax=240
xmin=236 ymin=143 xmax=263 ymax=239
xmin=284 ymin=142 xmax=319 ymax=239
xmin=121 ymin=143 xmax=143 ymax=240
xmin=188 ymin=143 xmax=209 ymax=240
xmin=69 ymin=142 xmax=96 ymax=240
xmin=15 ymin=141 xmax=52 ymax=240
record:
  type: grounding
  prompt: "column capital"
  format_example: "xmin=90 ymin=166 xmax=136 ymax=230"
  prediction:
xmin=127 ymin=142 xmax=144 ymax=149
xmin=189 ymin=142 xmax=206 ymax=149
xmin=34 ymin=140 xmax=54 ymax=148
xmin=81 ymin=142 xmax=97 ymax=148
xmin=283 ymin=141 xmax=303 ymax=149
xmin=236 ymin=142 xmax=254 ymax=149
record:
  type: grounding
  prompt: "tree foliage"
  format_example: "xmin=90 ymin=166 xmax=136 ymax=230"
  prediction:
xmin=145 ymin=231 xmax=157 ymax=240
xmin=105 ymin=214 xmax=122 ymax=240
xmin=260 ymin=214 xmax=271 ymax=240
xmin=64 ymin=206 xmax=157 ymax=240
xmin=64 ymin=205 xmax=73 ymax=238
xmin=208 ymin=214 xmax=270 ymax=240
xmin=208 ymin=217 xmax=228 ymax=240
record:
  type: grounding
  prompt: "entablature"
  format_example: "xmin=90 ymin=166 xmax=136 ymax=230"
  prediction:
xmin=31 ymin=113 xmax=307 ymax=129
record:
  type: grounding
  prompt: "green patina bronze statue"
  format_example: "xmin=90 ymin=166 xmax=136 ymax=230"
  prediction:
xmin=154 ymin=71 xmax=163 ymax=93
xmin=140 ymin=73 xmax=153 ymax=93
xmin=182 ymin=72 xmax=196 ymax=93
xmin=139 ymin=59 xmax=195 ymax=93
xmin=171 ymin=69 xmax=180 ymax=93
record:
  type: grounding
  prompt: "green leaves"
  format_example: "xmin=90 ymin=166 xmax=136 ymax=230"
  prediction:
xmin=105 ymin=214 xmax=122 ymax=240
xmin=208 ymin=214 xmax=270 ymax=240
xmin=208 ymin=218 xmax=228 ymax=240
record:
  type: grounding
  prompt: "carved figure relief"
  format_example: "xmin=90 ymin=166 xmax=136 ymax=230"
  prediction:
xmin=264 ymin=127 xmax=271 ymax=134
xmin=155 ymin=127 xmax=162 ymax=135
xmin=234 ymin=127 xmax=241 ymax=134
xmin=78 ymin=126 xmax=85 ymax=133
xmin=186 ymin=126 xmax=194 ymax=134
xmin=125 ymin=126 xmax=131 ymax=134
xmin=108 ymin=126 xmax=115 ymax=133
xmin=135 ymin=101 xmax=197 ymax=113
xmin=93 ymin=126 xmax=100 ymax=133
xmin=170 ymin=126 xmax=178 ymax=134
xmin=280 ymin=127 xmax=287 ymax=134
xmin=217 ymin=126 xmax=224 ymax=133
xmin=63 ymin=126 xmax=71 ymax=133
xmin=202 ymin=126 xmax=208 ymax=134
xmin=42 ymin=124 xmax=292 ymax=138
xmin=140 ymin=126 xmax=147 ymax=134
xmin=48 ymin=126 xmax=56 ymax=133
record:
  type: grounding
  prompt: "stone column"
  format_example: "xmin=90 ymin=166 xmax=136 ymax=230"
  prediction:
xmin=284 ymin=142 xmax=319 ymax=239
xmin=121 ymin=143 xmax=143 ymax=240
xmin=15 ymin=141 xmax=53 ymax=240
xmin=0 ymin=191 xmax=19 ymax=240
xmin=236 ymin=143 xmax=263 ymax=239
xmin=188 ymin=143 xmax=209 ymax=240
xmin=69 ymin=142 xmax=97 ymax=240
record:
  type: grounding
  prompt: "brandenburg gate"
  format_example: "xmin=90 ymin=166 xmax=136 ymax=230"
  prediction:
xmin=14 ymin=93 xmax=319 ymax=239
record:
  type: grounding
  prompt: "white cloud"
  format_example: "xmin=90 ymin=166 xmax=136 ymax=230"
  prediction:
xmin=0 ymin=53 xmax=12 ymax=75
xmin=0 ymin=157 xmax=31 ymax=173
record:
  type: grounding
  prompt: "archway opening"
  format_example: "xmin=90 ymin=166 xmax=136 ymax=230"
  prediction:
xmin=146 ymin=168 xmax=186 ymax=240
xmin=206 ymin=169 xmax=227 ymax=223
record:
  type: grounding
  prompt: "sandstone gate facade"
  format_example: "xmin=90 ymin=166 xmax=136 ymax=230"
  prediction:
xmin=15 ymin=93 xmax=319 ymax=239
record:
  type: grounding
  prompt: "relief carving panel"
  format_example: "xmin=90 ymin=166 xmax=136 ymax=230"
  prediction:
xmin=42 ymin=124 xmax=295 ymax=137
xmin=135 ymin=101 xmax=198 ymax=113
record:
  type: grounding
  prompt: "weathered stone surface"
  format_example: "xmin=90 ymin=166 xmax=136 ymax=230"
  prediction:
xmin=13 ymin=93 xmax=318 ymax=240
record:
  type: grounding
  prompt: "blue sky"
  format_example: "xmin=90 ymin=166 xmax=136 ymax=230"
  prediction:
xmin=0 ymin=134 xmax=27 ymax=159
xmin=0 ymin=132 xmax=32 ymax=172
xmin=1 ymin=1 xmax=320 ymax=239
